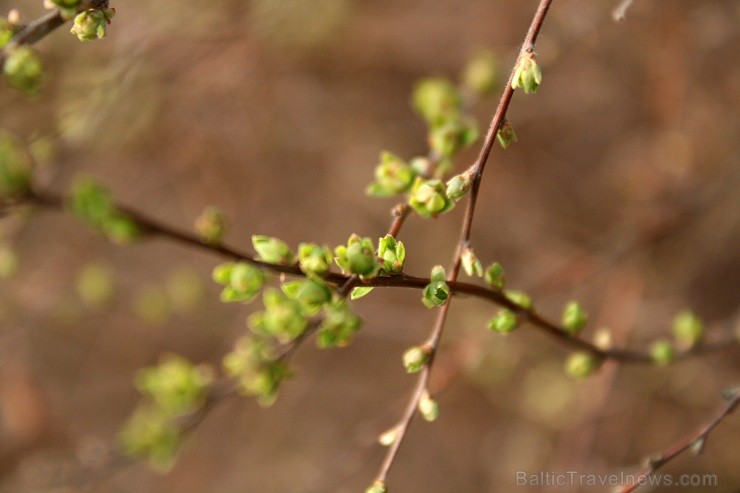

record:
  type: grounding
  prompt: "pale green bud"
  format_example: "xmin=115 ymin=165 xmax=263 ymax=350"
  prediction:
xmin=461 ymin=247 xmax=483 ymax=277
xmin=650 ymin=339 xmax=675 ymax=366
xmin=366 ymin=151 xmax=416 ymax=197
xmin=445 ymin=171 xmax=473 ymax=202
xmin=562 ymin=301 xmax=588 ymax=334
xmin=418 ymin=391 xmax=439 ymax=422
xmin=195 ymin=206 xmax=225 ymax=244
xmin=565 ymin=352 xmax=601 ymax=379
xmin=496 ymin=120 xmax=518 ymax=149
xmin=252 ymin=235 xmax=295 ymax=265
xmin=488 ymin=309 xmax=518 ymax=334
xmin=334 ymin=234 xmax=379 ymax=277
xmin=3 ymin=46 xmax=43 ymax=97
xmin=484 ymin=262 xmax=506 ymax=289
xmin=408 ymin=178 xmax=454 ymax=218
xmin=672 ymin=310 xmax=704 ymax=348
xmin=505 ymin=290 xmax=533 ymax=310
xmin=377 ymin=234 xmax=406 ymax=274
xmin=403 ymin=344 xmax=431 ymax=373
xmin=462 ymin=50 xmax=499 ymax=96
xmin=428 ymin=118 xmax=479 ymax=157
xmin=412 ymin=78 xmax=462 ymax=125
xmin=378 ymin=426 xmax=400 ymax=446
xmin=511 ymin=52 xmax=542 ymax=94
xmin=297 ymin=242 xmax=333 ymax=277
xmin=71 ymin=9 xmax=109 ymax=41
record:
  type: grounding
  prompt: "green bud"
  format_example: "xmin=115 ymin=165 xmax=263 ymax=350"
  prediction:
xmin=68 ymin=176 xmax=139 ymax=243
xmin=219 ymin=262 xmax=264 ymax=303
xmin=195 ymin=206 xmax=225 ymax=244
xmin=3 ymin=46 xmax=43 ymax=97
xmin=422 ymin=281 xmax=450 ymax=308
xmin=377 ymin=234 xmax=405 ymax=274
xmin=511 ymin=52 xmax=542 ymax=94
xmin=565 ymin=352 xmax=601 ymax=379
xmin=223 ymin=336 xmax=291 ymax=406
xmin=672 ymin=310 xmax=704 ymax=348
xmin=102 ymin=213 xmax=140 ymax=244
xmin=562 ymin=301 xmax=588 ymax=335
xmin=248 ymin=289 xmax=308 ymax=343
xmin=365 ymin=480 xmax=389 ymax=493
xmin=496 ymin=120 xmax=518 ymax=149
xmin=118 ymin=404 xmax=182 ymax=471
xmin=316 ymin=299 xmax=363 ymax=348
xmin=428 ymin=118 xmax=479 ymax=157
xmin=430 ymin=265 xmax=446 ymax=283
xmin=366 ymin=151 xmax=416 ymax=197
xmin=69 ymin=176 xmax=113 ymax=224
xmin=76 ymin=262 xmax=115 ymax=308
xmin=488 ymin=309 xmax=518 ymax=334
xmin=135 ymin=355 xmax=213 ymax=414
xmin=211 ymin=263 xmax=234 ymax=285
xmin=0 ymin=18 xmax=15 ymax=50
xmin=70 ymin=8 xmax=113 ymax=41
xmin=334 ymin=234 xmax=379 ymax=277
xmin=408 ymin=177 xmax=454 ymax=218
xmin=281 ymin=278 xmax=332 ymax=315
xmin=505 ymin=290 xmax=533 ymax=310
xmin=0 ymin=131 xmax=33 ymax=198
xmin=0 ymin=245 xmax=18 ymax=279
xmin=403 ymin=344 xmax=431 ymax=373
xmin=462 ymin=50 xmax=499 ymax=96
xmin=412 ymin=78 xmax=462 ymax=125
xmin=423 ymin=266 xmax=449 ymax=308
xmin=418 ymin=391 xmax=439 ymax=422
xmin=445 ymin=171 xmax=473 ymax=202
xmin=409 ymin=156 xmax=432 ymax=176
xmin=297 ymin=242 xmax=333 ymax=277
xmin=350 ymin=286 xmax=374 ymax=300
xmin=650 ymin=339 xmax=675 ymax=366
xmin=461 ymin=247 xmax=483 ymax=277
xmin=484 ymin=262 xmax=506 ymax=289
xmin=252 ymin=235 xmax=295 ymax=265
xmin=378 ymin=426 xmax=400 ymax=446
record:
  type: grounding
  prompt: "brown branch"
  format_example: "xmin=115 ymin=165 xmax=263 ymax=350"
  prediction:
xmin=21 ymin=187 xmax=736 ymax=364
xmin=373 ymin=0 xmax=556 ymax=484
xmin=618 ymin=389 xmax=739 ymax=493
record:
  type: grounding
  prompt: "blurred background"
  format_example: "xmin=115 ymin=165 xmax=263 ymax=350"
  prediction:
xmin=0 ymin=0 xmax=738 ymax=491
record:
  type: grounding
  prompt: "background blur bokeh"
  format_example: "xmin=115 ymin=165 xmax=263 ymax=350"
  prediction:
xmin=0 ymin=0 xmax=739 ymax=492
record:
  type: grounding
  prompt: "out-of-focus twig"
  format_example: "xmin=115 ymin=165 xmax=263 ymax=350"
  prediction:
xmin=618 ymin=389 xmax=739 ymax=493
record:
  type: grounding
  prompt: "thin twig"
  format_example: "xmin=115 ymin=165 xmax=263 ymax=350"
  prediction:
xmin=618 ymin=389 xmax=739 ymax=493
xmin=374 ymin=0 xmax=556 ymax=483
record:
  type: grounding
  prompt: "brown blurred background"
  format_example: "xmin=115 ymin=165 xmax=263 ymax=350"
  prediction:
xmin=0 ymin=0 xmax=739 ymax=491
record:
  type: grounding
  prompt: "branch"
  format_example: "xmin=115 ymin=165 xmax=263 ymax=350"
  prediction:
xmin=20 ymin=188 xmax=736 ymax=364
xmin=618 ymin=388 xmax=739 ymax=493
xmin=373 ymin=0 xmax=556 ymax=485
